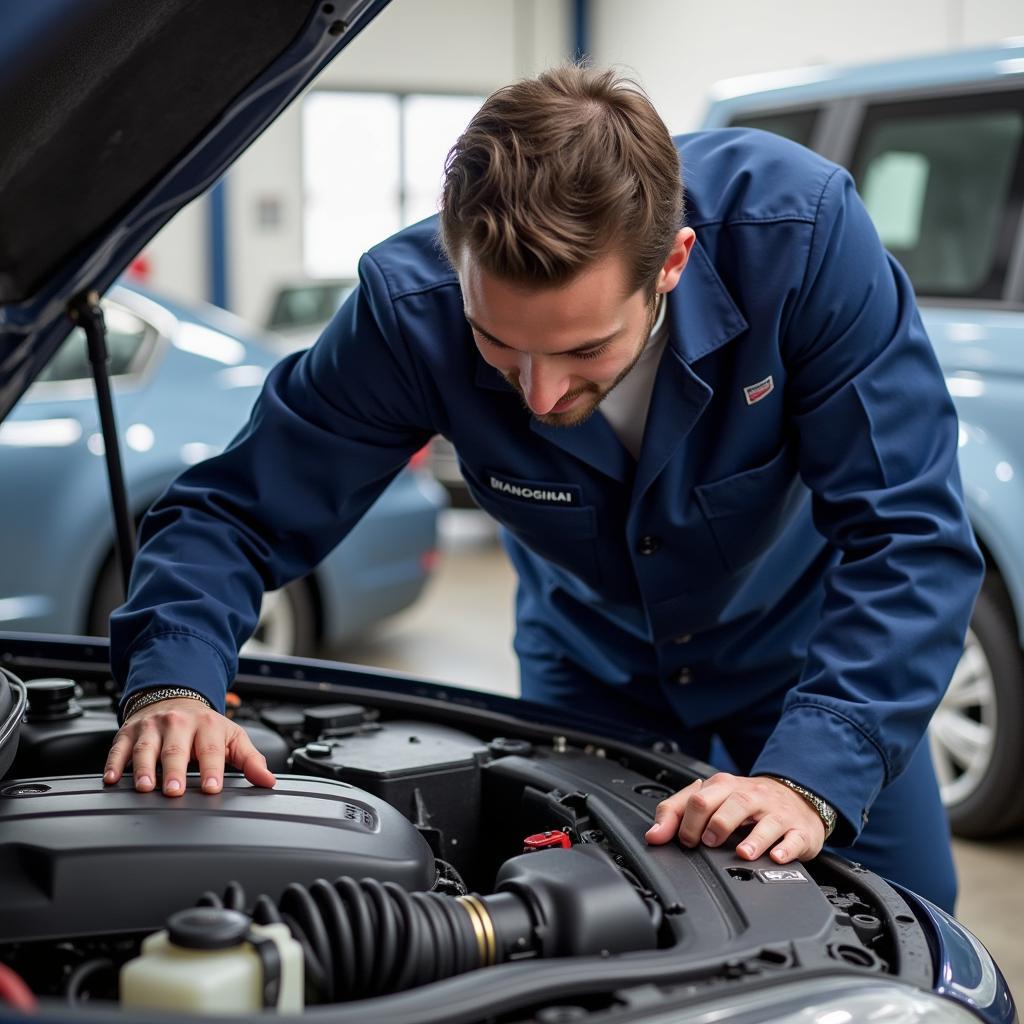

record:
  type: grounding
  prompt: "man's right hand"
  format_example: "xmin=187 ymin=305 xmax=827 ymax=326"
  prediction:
xmin=103 ymin=697 xmax=277 ymax=797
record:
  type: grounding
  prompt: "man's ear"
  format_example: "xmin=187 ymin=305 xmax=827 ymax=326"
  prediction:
xmin=657 ymin=228 xmax=696 ymax=294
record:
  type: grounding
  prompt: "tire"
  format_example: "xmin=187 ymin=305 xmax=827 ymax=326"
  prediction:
xmin=240 ymin=581 xmax=317 ymax=658
xmin=88 ymin=556 xmax=318 ymax=658
xmin=928 ymin=579 xmax=1024 ymax=838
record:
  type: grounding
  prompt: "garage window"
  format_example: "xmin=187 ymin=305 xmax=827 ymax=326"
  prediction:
xmin=849 ymin=91 xmax=1024 ymax=301
xmin=302 ymin=91 xmax=483 ymax=278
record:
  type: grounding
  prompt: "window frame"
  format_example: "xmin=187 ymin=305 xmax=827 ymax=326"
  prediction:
xmin=299 ymin=86 xmax=486 ymax=279
xmin=837 ymin=85 xmax=1024 ymax=304
xmin=727 ymin=79 xmax=1024 ymax=309
xmin=24 ymin=295 xmax=165 ymax=402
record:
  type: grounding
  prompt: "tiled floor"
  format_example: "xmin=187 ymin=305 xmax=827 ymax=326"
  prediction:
xmin=335 ymin=511 xmax=1023 ymax=1000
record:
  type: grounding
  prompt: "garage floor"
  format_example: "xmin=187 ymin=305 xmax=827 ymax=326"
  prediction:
xmin=333 ymin=511 xmax=1023 ymax=999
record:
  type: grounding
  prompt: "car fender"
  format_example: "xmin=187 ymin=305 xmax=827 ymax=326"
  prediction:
xmin=66 ymin=466 xmax=192 ymax=635
xmin=956 ymin=421 xmax=1024 ymax=643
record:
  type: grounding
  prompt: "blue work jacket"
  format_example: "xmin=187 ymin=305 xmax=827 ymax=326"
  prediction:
xmin=111 ymin=129 xmax=983 ymax=844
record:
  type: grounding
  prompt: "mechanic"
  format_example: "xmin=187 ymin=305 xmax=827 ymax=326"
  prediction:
xmin=104 ymin=65 xmax=982 ymax=913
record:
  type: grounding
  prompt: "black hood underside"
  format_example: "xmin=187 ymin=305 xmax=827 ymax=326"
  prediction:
xmin=0 ymin=0 xmax=318 ymax=305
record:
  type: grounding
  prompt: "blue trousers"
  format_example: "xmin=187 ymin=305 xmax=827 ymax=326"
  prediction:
xmin=520 ymin=664 xmax=957 ymax=913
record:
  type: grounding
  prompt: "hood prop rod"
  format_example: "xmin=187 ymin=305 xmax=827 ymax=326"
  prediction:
xmin=69 ymin=292 xmax=136 ymax=598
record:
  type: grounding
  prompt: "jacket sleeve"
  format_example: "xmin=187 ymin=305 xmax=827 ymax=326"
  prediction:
xmin=109 ymin=252 xmax=436 ymax=715
xmin=749 ymin=167 xmax=984 ymax=844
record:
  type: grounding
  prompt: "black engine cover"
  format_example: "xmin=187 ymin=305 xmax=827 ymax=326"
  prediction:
xmin=0 ymin=774 xmax=435 ymax=942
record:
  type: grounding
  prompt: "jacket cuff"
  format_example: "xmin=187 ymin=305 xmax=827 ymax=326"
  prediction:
xmin=118 ymin=631 xmax=231 ymax=721
xmin=750 ymin=701 xmax=888 ymax=846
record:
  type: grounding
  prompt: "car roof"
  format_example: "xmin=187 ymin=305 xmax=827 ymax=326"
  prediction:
xmin=703 ymin=39 xmax=1024 ymax=125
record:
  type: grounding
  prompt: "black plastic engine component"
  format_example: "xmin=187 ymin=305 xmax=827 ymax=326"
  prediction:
xmin=0 ymin=774 xmax=434 ymax=943
xmin=0 ymin=667 xmax=26 ymax=780
xmin=197 ymin=845 xmax=659 ymax=1003
xmin=293 ymin=720 xmax=488 ymax=864
xmin=494 ymin=846 xmax=661 ymax=956
xmin=303 ymin=703 xmax=371 ymax=734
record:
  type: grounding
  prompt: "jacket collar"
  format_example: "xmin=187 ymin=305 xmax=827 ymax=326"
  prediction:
xmin=630 ymin=240 xmax=748 ymax=498
xmin=472 ymin=237 xmax=748 ymax=488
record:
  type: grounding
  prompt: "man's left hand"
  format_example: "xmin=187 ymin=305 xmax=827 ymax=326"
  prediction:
xmin=645 ymin=773 xmax=826 ymax=863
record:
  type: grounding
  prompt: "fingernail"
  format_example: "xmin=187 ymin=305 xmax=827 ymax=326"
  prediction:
xmin=165 ymin=779 xmax=181 ymax=794
xmin=137 ymin=775 xmax=152 ymax=788
xmin=203 ymin=778 xmax=218 ymax=793
xmin=738 ymin=842 xmax=754 ymax=857
xmin=773 ymin=848 xmax=787 ymax=861
xmin=701 ymin=830 xmax=718 ymax=846
xmin=103 ymin=770 xmax=115 ymax=784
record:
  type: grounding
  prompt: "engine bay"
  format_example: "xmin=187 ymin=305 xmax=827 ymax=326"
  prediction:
xmin=0 ymin=638 xmax=936 ymax=1021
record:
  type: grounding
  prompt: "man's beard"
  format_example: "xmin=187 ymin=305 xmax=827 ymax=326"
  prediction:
xmin=504 ymin=294 xmax=661 ymax=428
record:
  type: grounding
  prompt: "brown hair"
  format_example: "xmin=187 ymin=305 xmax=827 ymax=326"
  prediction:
xmin=439 ymin=64 xmax=683 ymax=295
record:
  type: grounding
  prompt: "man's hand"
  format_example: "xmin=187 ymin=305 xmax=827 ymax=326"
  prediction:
xmin=645 ymin=773 xmax=826 ymax=863
xmin=103 ymin=697 xmax=277 ymax=797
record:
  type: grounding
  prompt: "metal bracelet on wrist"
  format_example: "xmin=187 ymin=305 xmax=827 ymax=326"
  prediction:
xmin=122 ymin=687 xmax=212 ymax=723
xmin=765 ymin=775 xmax=838 ymax=840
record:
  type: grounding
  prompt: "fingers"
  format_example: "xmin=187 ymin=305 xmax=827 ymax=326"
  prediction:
xmin=194 ymin=720 xmax=227 ymax=794
xmin=675 ymin=774 xmax=735 ymax=848
xmin=646 ymin=773 xmax=828 ymax=863
xmin=103 ymin=730 xmax=134 ymax=785
xmin=226 ymin=725 xmax=277 ymax=789
xmin=645 ymin=779 xmax=702 ymax=845
xmin=104 ymin=698 xmax=233 ymax=797
xmin=130 ymin=719 xmax=160 ymax=793
xmin=157 ymin=710 xmax=196 ymax=797
xmin=737 ymin=820 xmax=819 ymax=862
xmin=770 ymin=827 xmax=819 ymax=863
xmin=699 ymin=790 xmax=756 ymax=848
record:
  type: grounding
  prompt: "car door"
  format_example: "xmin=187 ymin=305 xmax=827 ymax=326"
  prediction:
xmin=724 ymin=81 xmax=1024 ymax=837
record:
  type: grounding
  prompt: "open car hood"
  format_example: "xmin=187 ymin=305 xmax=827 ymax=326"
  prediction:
xmin=0 ymin=0 xmax=389 ymax=422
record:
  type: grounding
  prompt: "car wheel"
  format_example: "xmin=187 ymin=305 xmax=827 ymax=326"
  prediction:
xmin=89 ymin=555 xmax=318 ymax=658
xmin=240 ymin=581 xmax=317 ymax=658
xmin=929 ymin=580 xmax=1024 ymax=838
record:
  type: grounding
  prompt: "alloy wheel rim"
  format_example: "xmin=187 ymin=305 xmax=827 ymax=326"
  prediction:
xmin=241 ymin=588 xmax=296 ymax=657
xmin=928 ymin=628 xmax=997 ymax=808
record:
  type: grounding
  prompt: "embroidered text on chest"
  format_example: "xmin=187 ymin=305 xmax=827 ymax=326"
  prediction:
xmin=488 ymin=475 xmax=578 ymax=505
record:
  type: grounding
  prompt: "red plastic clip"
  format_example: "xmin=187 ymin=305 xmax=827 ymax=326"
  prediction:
xmin=523 ymin=829 xmax=572 ymax=852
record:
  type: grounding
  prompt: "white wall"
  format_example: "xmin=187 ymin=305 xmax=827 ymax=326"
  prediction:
xmin=142 ymin=0 xmax=1024 ymax=324
xmin=589 ymin=0 xmax=1024 ymax=135
xmin=138 ymin=194 xmax=207 ymax=308
xmin=143 ymin=0 xmax=571 ymax=325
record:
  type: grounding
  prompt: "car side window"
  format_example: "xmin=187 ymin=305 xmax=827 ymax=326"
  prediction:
xmin=37 ymin=302 xmax=155 ymax=384
xmin=267 ymin=281 xmax=357 ymax=332
xmin=849 ymin=91 xmax=1024 ymax=300
xmin=726 ymin=108 xmax=821 ymax=149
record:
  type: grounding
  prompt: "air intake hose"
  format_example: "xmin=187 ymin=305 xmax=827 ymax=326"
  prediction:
xmin=198 ymin=845 xmax=659 ymax=1003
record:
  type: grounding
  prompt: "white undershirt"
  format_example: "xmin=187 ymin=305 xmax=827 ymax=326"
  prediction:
xmin=599 ymin=295 xmax=669 ymax=460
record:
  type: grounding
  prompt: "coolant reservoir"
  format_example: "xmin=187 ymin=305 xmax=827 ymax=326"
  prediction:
xmin=120 ymin=908 xmax=303 ymax=1014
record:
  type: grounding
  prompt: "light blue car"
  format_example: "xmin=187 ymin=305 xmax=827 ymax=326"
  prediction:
xmin=0 ymin=282 xmax=446 ymax=658
xmin=702 ymin=41 xmax=1024 ymax=837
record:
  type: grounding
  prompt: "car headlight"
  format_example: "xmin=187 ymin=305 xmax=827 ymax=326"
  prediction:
xmin=637 ymin=978 xmax=990 ymax=1024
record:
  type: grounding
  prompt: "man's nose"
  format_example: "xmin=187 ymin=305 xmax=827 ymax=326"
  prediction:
xmin=520 ymin=356 xmax=570 ymax=415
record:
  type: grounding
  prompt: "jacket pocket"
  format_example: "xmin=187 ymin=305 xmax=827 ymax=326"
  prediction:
xmin=694 ymin=444 xmax=806 ymax=574
xmin=464 ymin=471 xmax=601 ymax=587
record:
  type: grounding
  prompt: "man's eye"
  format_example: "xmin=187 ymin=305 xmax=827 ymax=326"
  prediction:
xmin=473 ymin=330 xmax=504 ymax=350
xmin=572 ymin=344 xmax=609 ymax=361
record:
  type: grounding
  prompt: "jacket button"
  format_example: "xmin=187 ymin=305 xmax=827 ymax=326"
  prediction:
xmin=675 ymin=667 xmax=692 ymax=685
xmin=673 ymin=633 xmax=692 ymax=645
xmin=638 ymin=535 xmax=660 ymax=555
